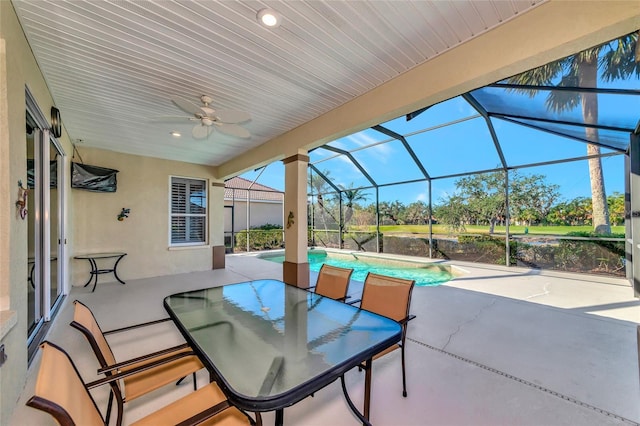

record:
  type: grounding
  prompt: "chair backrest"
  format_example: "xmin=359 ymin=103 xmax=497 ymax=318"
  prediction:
xmin=360 ymin=273 xmax=415 ymax=322
xmin=27 ymin=341 xmax=104 ymax=426
xmin=315 ymin=264 xmax=353 ymax=300
xmin=71 ymin=300 xmax=117 ymax=368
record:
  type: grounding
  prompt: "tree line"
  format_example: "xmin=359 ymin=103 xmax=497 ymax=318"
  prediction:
xmin=309 ymin=170 xmax=624 ymax=234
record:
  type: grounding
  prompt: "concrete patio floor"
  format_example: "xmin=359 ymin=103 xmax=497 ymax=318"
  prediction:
xmin=10 ymin=253 xmax=640 ymax=425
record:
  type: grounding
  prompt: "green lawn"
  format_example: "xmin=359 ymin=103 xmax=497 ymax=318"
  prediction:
xmin=371 ymin=224 xmax=625 ymax=236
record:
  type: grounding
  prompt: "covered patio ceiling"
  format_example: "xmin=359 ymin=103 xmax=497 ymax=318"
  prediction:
xmin=11 ymin=1 xmax=640 ymax=179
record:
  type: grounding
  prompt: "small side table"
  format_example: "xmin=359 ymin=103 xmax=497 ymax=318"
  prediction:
xmin=28 ymin=256 xmax=58 ymax=288
xmin=74 ymin=252 xmax=127 ymax=292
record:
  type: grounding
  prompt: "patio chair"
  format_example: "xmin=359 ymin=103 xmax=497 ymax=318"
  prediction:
xmin=309 ymin=264 xmax=353 ymax=301
xmin=352 ymin=272 xmax=416 ymax=397
xmin=26 ymin=341 xmax=259 ymax=426
xmin=70 ymin=300 xmax=205 ymax=426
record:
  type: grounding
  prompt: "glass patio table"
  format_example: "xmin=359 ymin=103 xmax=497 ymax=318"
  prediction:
xmin=74 ymin=252 xmax=126 ymax=292
xmin=164 ymin=279 xmax=402 ymax=426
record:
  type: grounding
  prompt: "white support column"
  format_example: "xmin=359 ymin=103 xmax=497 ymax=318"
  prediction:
xmin=282 ymin=152 xmax=309 ymax=287
xmin=629 ymin=133 xmax=640 ymax=297
xmin=210 ymin=180 xmax=226 ymax=269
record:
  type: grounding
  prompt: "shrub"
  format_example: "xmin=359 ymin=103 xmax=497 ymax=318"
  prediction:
xmin=234 ymin=224 xmax=284 ymax=251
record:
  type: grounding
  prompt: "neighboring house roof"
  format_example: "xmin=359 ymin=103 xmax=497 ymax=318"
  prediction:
xmin=225 ymin=177 xmax=283 ymax=202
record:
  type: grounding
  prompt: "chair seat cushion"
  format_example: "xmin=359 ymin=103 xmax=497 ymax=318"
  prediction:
xmin=131 ymin=382 xmax=251 ymax=426
xmin=123 ymin=347 xmax=204 ymax=401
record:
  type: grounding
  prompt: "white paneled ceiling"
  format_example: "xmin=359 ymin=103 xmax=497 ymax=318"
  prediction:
xmin=12 ymin=0 xmax=543 ymax=167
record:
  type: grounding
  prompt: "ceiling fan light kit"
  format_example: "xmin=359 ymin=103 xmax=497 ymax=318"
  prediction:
xmin=170 ymin=95 xmax=251 ymax=140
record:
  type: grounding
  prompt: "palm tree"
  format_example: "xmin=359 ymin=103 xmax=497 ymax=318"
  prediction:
xmin=340 ymin=185 xmax=369 ymax=225
xmin=309 ymin=169 xmax=340 ymax=246
xmin=506 ymin=31 xmax=639 ymax=234
xmin=309 ymin=169 xmax=330 ymax=211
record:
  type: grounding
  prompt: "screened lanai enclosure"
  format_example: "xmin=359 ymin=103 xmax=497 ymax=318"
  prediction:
xmin=233 ymin=32 xmax=640 ymax=286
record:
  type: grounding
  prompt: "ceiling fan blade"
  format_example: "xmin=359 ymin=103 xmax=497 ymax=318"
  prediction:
xmin=150 ymin=116 xmax=196 ymax=123
xmin=172 ymin=96 xmax=203 ymax=116
xmin=192 ymin=124 xmax=210 ymax=139
xmin=216 ymin=123 xmax=251 ymax=138
xmin=213 ymin=109 xmax=251 ymax=124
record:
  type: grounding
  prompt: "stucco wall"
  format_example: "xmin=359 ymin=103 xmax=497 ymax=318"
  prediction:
xmin=71 ymin=147 xmax=220 ymax=285
xmin=224 ymin=200 xmax=283 ymax=232
xmin=0 ymin=2 xmax=73 ymax=423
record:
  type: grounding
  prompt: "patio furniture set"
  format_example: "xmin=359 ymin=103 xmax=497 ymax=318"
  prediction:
xmin=26 ymin=265 xmax=416 ymax=426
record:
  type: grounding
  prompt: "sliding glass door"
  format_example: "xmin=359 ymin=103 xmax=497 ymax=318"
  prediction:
xmin=26 ymin=95 xmax=65 ymax=348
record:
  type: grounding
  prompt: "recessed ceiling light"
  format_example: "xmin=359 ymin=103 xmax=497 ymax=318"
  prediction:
xmin=170 ymin=131 xmax=181 ymax=137
xmin=257 ymin=8 xmax=282 ymax=28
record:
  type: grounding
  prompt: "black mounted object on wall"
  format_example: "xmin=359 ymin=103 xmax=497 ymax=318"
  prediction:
xmin=71 ymin=162 xmax=118 ymax=192
xmin=50 ymin=106 xmax=61 ymax=138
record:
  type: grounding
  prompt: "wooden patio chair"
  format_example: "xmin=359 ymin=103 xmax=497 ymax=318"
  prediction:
xmin=27 ymin=341 xmax=258 ymax=426
xmin=70 ymin=300 xmax=205 ymax=426
xmin=309 ymin=264 xmax=353 ymax=301
xmin=352 ymin=272 xmax=416 ymax=397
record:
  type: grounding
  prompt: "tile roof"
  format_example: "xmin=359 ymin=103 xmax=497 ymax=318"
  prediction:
xmin=224 ymin=177 xmax=283 ymax=202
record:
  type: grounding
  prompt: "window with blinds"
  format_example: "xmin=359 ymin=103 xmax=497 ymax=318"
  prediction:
xmin=170 ymin=177 xmax=207 ymax=245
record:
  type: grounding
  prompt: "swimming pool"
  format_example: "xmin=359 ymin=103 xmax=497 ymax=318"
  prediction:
xmin=259 ymin=249 xmax=454 ymax=287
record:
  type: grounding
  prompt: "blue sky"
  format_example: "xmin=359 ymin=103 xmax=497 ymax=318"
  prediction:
xmin=239 ymin=94 xmax=630 ymax=206
xmin=239 ymin=36 xmax=638 ymax=206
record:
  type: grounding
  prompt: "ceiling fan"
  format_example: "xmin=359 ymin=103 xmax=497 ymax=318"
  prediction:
xmin=170 ymin=95 xmax=251 ymax=139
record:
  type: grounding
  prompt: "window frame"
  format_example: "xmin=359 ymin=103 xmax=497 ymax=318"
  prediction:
xmin=169 ymin=175 xmax=208 ymax=247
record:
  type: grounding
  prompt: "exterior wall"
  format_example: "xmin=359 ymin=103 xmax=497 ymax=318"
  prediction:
xmin=0 ymin=2 xmax=74 ymax=423
xmin=224 ymin=200 xmax=283 ymax=231
xmin=71 ymin=147 xmax=219 ymax=285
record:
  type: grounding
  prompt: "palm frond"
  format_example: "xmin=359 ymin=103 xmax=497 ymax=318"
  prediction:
xmin=600 ymin=33 xmax=640 ymax=82
xmin=545 ymin=90 xmax=581 ymax=113
xmin=504 ymin=59 xmax=568 ymax=98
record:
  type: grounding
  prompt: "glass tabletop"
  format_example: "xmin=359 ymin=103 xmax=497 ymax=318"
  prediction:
xmin=74 ymin=252 xmax=126 ymax=259
xmin=164 ymin=280 xmax=401 ymax=411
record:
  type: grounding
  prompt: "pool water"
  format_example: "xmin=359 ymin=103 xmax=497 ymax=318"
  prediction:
xmin=261 ymin=250 xmax=453 ymax=287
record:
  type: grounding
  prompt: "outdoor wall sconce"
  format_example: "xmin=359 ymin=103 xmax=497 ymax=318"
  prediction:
xmin=287 ymin=211 xmax=295 ymax=229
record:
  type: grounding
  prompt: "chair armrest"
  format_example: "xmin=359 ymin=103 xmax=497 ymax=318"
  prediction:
xmin=399 ymin=314 xmax=416 ymax=325
xmin=97 ymin=343 xmax=191 ymax=374
xmin=176 ymin=400 xmax=231 ymax=426
xmin=102 ymin=317 xmax=172 ymax=335
xmin=87 ymin=350 xmax=197 ymax=388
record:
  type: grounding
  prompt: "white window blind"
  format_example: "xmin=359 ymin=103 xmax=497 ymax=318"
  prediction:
xmin=170 ymin=177 xmax=207 ymax=245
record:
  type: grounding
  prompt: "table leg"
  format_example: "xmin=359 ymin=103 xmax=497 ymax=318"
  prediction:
xmin=275 ymin=408 xmax=284 ymax=426
xmin=29 ymin=263 xmax=36 ymax=288
xmin=90 ymin=258 xmax=99 ymax=292
xmin=82 ymin=258 xmax=95 ymax=288
xmin=363 ymin=358 xmax=372 ymax=421
xmin=340 ymin=365 xmax=372 ymax=426
xmin=113 ymin=254 xmax=127 ymax=285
